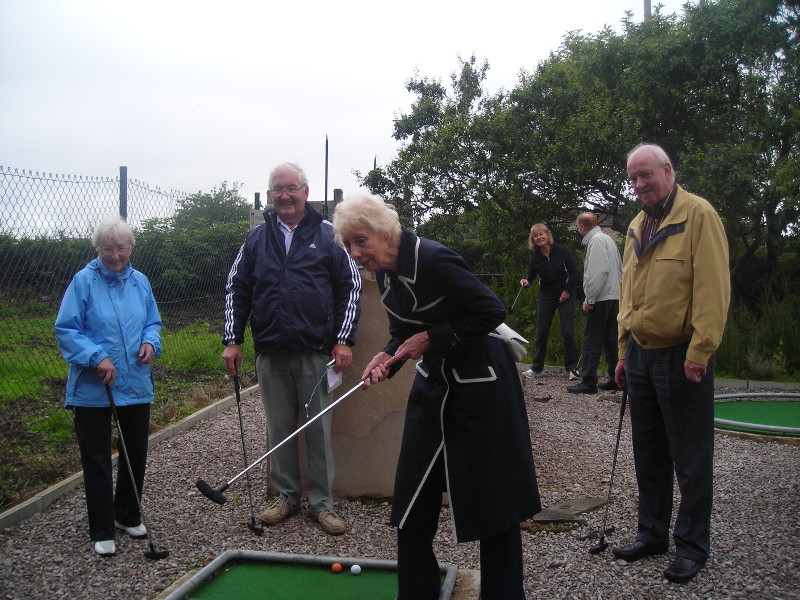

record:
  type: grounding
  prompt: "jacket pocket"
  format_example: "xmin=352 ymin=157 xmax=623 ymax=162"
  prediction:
xmin=451 ymin=365 xmax=497 ymax=383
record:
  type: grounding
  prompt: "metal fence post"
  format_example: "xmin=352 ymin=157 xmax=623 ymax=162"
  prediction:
xmin=119 ymin=165 xmax=128 ymax=220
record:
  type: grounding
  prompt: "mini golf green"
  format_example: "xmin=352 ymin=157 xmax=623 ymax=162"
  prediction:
xmin=714 ymin=393 xmax=800 ymax=437
xmin=161 ymin=550 xmax=458 ymax=600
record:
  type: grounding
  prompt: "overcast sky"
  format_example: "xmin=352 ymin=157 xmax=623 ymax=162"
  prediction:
xmin=1 ymin=0 xmax=689 ymax=206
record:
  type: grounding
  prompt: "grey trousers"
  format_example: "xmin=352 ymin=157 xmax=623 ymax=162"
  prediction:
xmin=256 ymin=351 xmax=335 ymax=513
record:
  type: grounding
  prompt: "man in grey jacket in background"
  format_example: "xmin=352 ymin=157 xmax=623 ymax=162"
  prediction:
xmin=568 ymin=212 xmax=623 ymax=394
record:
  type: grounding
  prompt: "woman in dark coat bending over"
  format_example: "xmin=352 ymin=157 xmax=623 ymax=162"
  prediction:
xmin=333 ymin=193 xmax=540 ymax=600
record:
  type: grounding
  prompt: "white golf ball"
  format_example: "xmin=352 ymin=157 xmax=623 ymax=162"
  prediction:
xmin=350 ymin=564 xmax=361 ymax=576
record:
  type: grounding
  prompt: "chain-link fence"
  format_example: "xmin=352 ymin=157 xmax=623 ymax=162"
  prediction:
xmin=0 ymin=165 xmax=248 ymax=403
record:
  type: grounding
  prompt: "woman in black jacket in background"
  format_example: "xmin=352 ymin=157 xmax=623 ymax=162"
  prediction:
xmin=519 ymin=223 xmax=580 ymax=380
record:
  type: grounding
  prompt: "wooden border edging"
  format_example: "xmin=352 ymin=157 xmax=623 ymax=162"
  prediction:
xmin=0 ymin=384 xmax=260 ymax=532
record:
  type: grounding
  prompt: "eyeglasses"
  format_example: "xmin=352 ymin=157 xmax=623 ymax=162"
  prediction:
xmin=99 ymin=246 xmax=131 ymax=255
xmin=269 ymin=185 xmax=305 ymax=196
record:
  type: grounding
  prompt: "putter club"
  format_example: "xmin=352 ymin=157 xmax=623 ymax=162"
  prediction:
xmin=589 ymin=388 xmax=628 ymax=555
xmin=509 ymin=285 xmax=524 ymax=314
xmin=197 ymin=378 xmax=368 ymax=505
xmin=233 ymin=374 xmax=264 ymax=535
xmin=105 ymin=385 xmax=169 ymax=560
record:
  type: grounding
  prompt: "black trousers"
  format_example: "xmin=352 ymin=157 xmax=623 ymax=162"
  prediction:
xmin=73 ymin=403 xmax=151 ymax=541
xmin=579 ymin=299 xmax=619 ymax=386
xmin=396 ymin=454 xmax=526 ymax=600
xmin=625 ymin=339 xmax=715 ymax=562
xmin=530 ymin=295 xmax=579 ymax=373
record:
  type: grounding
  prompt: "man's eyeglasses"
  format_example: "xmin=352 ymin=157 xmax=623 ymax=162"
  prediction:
xmin=269 ymin=185 xmax=305 ymax=196
xmin=100 ymin=246 xmax=131 ymax=255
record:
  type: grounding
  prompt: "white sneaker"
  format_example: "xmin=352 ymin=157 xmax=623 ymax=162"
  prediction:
xmin=523 ymin=369 xmax=543 ymax=379
xmin=115 ymin=520 xmax=147 ymax=538
xmin=94 ymin=540 xmax=116 ymax=556
xmin=568 ymin=369 xmax=581 ymax=381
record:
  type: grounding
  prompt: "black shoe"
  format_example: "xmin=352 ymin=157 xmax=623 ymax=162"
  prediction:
xmin=598 ymin=379 xmax=620 ymax=391
xmin=612 ymin=540 xmax=668 ymax=562
xmin=567 ymin=383 xmax=598 ymax=394
xmin=664 ymin=557 xmax=705 ymax=583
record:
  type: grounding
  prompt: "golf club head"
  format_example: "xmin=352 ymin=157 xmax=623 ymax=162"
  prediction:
xmin=247 ymin=518 xmax=265 ymax=536
xmin=196 ymin=479 xmax=229 ymax=505
xmin=588 ymin=539 xmax=609 ymax=555
xmin=144 ymin=548 xmax=170 ymax=560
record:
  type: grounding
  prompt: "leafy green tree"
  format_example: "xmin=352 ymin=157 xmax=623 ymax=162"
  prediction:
xmin=134 ymin=183 xmax=250 ymax=308
xmin=363 ymin=0 xmax=799 ymax=306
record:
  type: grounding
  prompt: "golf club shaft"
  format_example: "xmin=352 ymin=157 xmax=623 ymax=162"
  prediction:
xmin=509 ymin=285 xmax=524 ymax=313
xmin=233 ymin=374 xmax=260 ymax=527
xmin=223 ymin=378 xmax=366 ymax=488
xmin=598 ymin=388 xmax=628 ymax=538
xmin=105 ymin=385 xmax=166 ymax=556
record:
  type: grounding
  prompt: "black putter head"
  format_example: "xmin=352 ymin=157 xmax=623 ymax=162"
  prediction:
xmin=588 ymin=539 xmax=609 ymax=555
xmin=196 ymin=479 xmax=229 ymax=505
xmin=144 ymin=548 xmax=170 ymax=560
xmin=247 ymin=518 xmax=265 ymax=536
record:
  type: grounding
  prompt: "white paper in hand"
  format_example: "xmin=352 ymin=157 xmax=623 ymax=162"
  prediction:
xmin=327 ymin=363 xmax=342 ymax=392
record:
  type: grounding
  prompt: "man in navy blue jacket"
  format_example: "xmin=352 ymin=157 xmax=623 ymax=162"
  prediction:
xmin=222 ymin=162 xmax=361 ymax=535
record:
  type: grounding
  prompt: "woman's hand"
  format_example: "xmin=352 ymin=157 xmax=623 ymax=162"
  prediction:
xmin=361 ymin=352 xmax=392 ymax=387
xmin=385 ymin=331 xmax=430 ymax=367
xmin=559 ymin=291 xmax=570 ymax=303
xmin=97 ymin=357 xmax=116 ymax=385
xmin=138 ymin=343 xmax=155 ymax=364
xmin=519 ymin=278 xmax=530 ymax=288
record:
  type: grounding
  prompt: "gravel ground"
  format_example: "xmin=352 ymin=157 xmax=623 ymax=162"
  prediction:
xmin=1 ymin=373 xmax=798 ymax=600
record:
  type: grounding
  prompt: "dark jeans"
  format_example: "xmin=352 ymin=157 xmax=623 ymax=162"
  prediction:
xmin=579 ymin=299 xmax=619 ymax=386
xmin=396 ymin=454 xmax=526 ymax=600
xmin=530 ymin=295 xmax=579 ymax=372
xmin=625 ymin=339 xmax=715 ymax=562
xmin=73 ymin=403 xmax=151 ymax=541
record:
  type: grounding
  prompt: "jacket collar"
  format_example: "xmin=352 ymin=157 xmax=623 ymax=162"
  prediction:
xmin=629 ymin=185 xmax=689 ymax=258
xmin=582 ymin=226 xmax=601 ymax=247
xmin=90 ymin=257 xmax=133 ymax=281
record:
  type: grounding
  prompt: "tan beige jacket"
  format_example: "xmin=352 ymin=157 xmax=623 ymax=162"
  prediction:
xmin=618 ymin=185 xmax=730 ymax=366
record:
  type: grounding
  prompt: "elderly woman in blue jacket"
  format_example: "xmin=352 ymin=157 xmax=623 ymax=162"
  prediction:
xmin=55 ymin=215 xmax=162 ymax=557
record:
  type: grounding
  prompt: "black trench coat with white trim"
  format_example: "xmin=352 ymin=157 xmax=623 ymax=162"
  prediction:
xmin=380 ymin=229 xmax=541 ymax=543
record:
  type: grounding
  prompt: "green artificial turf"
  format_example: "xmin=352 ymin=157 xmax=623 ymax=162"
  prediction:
xmin=187 ymin=560 xmax=399 ymax=600
xmin=714 ymin=400 xmax=800 ymax=436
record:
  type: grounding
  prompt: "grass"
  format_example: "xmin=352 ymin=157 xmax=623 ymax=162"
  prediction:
xmin=0 ymin=309 xmax=256 ymax=511
xmin=1 ymin=293 xmax=797 ymax=512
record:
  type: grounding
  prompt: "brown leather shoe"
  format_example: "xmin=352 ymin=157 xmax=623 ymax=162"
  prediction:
xmin=313 ymin=509 xmax=346 ymax=535
xmin=258 ymin=497 xmax=299 ymax=525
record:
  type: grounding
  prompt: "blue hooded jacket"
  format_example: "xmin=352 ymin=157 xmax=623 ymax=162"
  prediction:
xmin=55 ymin=258 xmax=162 ymax=407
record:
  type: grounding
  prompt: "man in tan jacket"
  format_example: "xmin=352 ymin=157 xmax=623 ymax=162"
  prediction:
xmin=613 ymin=144 xmax=730 ymax=584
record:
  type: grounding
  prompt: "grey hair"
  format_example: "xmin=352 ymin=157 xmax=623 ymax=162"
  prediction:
xmin=269 ymin=163 xmax=309 ymax=188
xmin=332 ymin=191 xmax=402 ymax=248
xmin=92 ymin=215 xmax=135 ymax=249
xmin=628 ymin=143 xmax=676 ymax=184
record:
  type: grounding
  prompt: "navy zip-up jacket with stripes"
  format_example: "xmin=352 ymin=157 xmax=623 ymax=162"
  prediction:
xmin=223 ymin=204 xmax=361 ymax=353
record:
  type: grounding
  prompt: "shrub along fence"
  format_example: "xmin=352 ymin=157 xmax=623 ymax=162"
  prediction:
xmin=0 ymin=165 xmax=249 ymax=403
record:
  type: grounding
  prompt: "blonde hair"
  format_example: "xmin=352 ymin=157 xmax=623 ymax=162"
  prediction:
xmin=332 ymin=192 xmax=402 ymax=247
xmin=528 ymin=223 xmax=553 ymax=251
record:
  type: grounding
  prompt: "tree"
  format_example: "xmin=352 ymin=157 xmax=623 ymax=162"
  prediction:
xmin=363 ymin=0 xmax=799 ymax=305
xmin=134 ymin=183 xmax=251 ymax=306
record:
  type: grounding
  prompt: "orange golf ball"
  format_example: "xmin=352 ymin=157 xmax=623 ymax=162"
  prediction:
xmin=331 ymin=562 xmax=343 ymax=573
